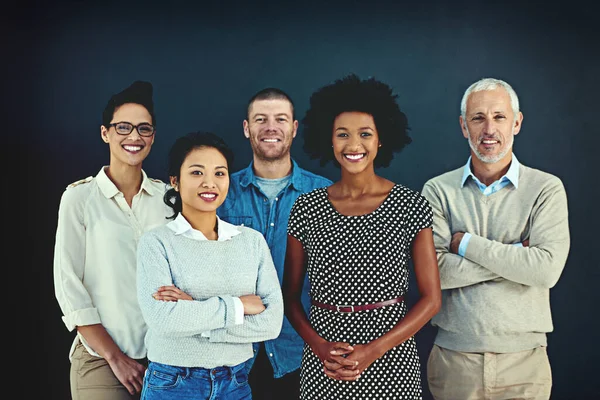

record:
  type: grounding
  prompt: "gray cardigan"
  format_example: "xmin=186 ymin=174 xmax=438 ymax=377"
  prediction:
xmin=137 ymin=222 xmax=284 ymax=368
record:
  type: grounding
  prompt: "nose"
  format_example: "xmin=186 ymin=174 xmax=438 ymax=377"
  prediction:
xmin=201 ymin=176 xmax=216 ymax=188
xmin=264 ymin=118 xmax=278 ymax=132
xmin=347 ymin=135 xmax=362 ymax=150
xmin=482 ymin=119 xmax=495 ymax=135
xmin=127 ymin=127 xmax=142 ymax=140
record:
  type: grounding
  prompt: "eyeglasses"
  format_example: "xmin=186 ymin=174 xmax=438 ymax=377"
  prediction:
xmin=109 ymin=121 xmax=155 ymax=137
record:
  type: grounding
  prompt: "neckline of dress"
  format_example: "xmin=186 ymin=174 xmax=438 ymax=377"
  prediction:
xmin=324 ymin=184 xmax=398 ymax=217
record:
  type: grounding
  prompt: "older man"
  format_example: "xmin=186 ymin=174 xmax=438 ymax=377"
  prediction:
xmin=422 ymin=77 xmax=570 ymax=400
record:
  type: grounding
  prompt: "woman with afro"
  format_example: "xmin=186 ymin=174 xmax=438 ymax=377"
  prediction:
xmin=283 ymin=74 xmax=441 ymax=399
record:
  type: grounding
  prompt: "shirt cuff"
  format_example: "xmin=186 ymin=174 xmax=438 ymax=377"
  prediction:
xmin=513 ymin=242 xmax=524 ymax=248
xmin=233 ymin=297 xmax=244 ymax=325
xmin=458 ymin=232 xmax=472 ymax=257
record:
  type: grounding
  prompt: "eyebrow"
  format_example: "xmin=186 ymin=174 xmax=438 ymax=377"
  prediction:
xmin=472 ymin=110 xmax=507 ymax=115
xmin=335 ymin=126 xmax=374 ymax=131
xmin=187 ymin=164 xmax=228 ymax=170
xmin=253 ymin=113 xmax=291 ymax=118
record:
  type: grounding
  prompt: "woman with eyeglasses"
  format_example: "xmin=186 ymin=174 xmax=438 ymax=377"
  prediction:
xmin=53 ymin=81 xmax=171 ymax=399
xmin=136 ymin=131 xmax=284 ymax=400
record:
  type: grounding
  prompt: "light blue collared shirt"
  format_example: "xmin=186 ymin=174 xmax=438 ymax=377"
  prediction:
xmin=167 ymin=214 xmax=244 ymax=328
xmin=458 ymin=154 xmax=522 ymax=256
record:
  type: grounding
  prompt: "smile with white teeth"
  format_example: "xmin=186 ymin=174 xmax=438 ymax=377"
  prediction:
xmin=199 ymin=193 xmax=217 ymax=199
xmin=123 ymin=145 xmax=143 ymax=152
xmin=262 ymin=138 xmax=280 ymax=143
xmin=481 ymin=140 xmax=499 ymax=144
xmin=344 ymin=153 xmax=365 ymax=160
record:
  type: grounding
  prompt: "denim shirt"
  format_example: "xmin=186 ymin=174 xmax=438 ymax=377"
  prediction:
xmin=217 ymin=159 xmax=332 ymax=378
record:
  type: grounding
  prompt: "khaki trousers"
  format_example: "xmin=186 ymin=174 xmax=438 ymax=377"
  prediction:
xmin=427 ymin=344 xmax=552 ymax=400
xmin=70 ymin=342 xmax=146 ymax=400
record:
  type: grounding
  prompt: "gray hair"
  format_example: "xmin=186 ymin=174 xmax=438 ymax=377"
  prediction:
xmin=460 ymin=78 xmax=520 ymax=121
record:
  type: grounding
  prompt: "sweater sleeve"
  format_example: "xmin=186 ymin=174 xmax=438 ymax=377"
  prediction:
xmin=208 ymin=233 xmax=284 ymax=343
xmin=463 ymin=178 xmax=570 ymax=288
xmin=422 ymin=181 xmax=502 ymax=289
xmin=136 ymin=232 xmax=239 ymax=337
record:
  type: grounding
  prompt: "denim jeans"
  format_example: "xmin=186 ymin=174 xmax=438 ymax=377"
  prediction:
xmin=141 ymin=361 xmax=252 ymax=400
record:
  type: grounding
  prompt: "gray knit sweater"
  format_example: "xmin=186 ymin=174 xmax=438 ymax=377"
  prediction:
xmin=422 ymin=162 xmax=570 ymax=353
xmin=136 ymin=224 xmax=284 ymax=368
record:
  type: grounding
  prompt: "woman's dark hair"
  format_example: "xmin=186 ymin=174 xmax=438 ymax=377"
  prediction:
xmin=163 ymin=131 xmax=235 ymax=219
xmin=302 ymin=74 xmax=411 ymax=168
xmin=102 ymin=80 xmax=156 ymax=128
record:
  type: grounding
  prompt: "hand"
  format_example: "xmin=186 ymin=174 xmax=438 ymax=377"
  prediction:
xmin=106 ymin=352 xmax=145 ymax=395
xmin=522 ymin=239 xmax=530 ymax=247
xmin=327 ymin=343 xmax=381 ymax=381
xmin=450 ymin=232 xmax=465 ymax=254
xmin=239 ymin=294 xmax=266 ymax=315
xmin=311 ymin=340 xmax=359 ymax=381
xmin=153 ymin=285 xmax=193 ymax=302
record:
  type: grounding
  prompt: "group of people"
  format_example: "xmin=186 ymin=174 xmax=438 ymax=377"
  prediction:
xmin=53 ymin=75 xmax=570 ymax=400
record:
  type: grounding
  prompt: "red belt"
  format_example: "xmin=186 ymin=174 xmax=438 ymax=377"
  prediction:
xmin=310 ymin=296 xmax=404 ymax=313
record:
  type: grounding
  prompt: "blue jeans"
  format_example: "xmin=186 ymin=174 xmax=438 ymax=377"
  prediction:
xmin=141 ymin=361 xmax=252 ymax=400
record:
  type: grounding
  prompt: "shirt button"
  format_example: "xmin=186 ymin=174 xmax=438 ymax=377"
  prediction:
xmin=269 ymin=353 xmax=273 ymax=357
xmin=270 ymin=223 xmax=274 ymax=227
xmin=275 ymin=197 xmax=278 ymax=201
xmin=264 ymin=198 xmax=267 ymax=202
xmin=241 ymin=223 xmax=244 ymax=226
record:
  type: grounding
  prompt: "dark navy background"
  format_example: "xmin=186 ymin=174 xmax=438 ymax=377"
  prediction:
xmin=14 ymin=0 xmax=597 ymax=398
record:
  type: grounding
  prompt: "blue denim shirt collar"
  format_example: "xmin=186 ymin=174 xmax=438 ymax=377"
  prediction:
xmin=238 ymin=159 xmax=306 ymax=192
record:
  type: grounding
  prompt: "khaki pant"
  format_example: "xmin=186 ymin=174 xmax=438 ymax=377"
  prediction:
xmin=427 ymin=344 xmax=552 ymax=400
xmin=70 ymin=342 xmax=146 ymax=400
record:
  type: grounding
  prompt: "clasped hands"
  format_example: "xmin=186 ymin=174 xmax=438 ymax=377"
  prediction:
xmin=313 ymin=340 xmax=380 ymax=381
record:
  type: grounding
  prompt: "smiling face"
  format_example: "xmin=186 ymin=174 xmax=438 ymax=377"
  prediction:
xmin=332 ymin=111 xmax=380 ymax=174
xmin=243 ymin=99 xmax=297 ymax=162
xmin=100 ymin=103 xmax=154 ymax=168
xmin=170 ymin=146 xmax=230 ymax=216
xmin=460 ymin=87 xmax=523 ymax=165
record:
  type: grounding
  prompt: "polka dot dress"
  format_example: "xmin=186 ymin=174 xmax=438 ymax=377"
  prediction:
xmin=287 ymin=184 xmax=433 ymax=400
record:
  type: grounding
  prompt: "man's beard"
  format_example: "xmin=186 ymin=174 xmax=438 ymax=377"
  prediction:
xmin=467 ymin=128 xmax=514 ymax=164
xmin=252 ymin=141 xmax=291 ymax=163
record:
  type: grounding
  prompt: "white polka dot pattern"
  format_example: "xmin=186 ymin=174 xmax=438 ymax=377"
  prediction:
xmin=287 ymin=184 xmax=433 ymax=399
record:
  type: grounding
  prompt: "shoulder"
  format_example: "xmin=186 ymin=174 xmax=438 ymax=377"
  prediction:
xmin=392 ymin=184 xmax=431 ymax=207
xmin=139 ymin=224 xmax=172 ymax=245
xmin=422 ymin=166 xmax=463 ymax=190
xmin=229 ymin=168 xmax=245 ymax=182
xmin=149 ymin=177 xmax=169 ymax=189
xmin=296 ymin=187 xmax=326 ymax=203
xmin=236 ymin=225 xmax=262 ymax=237
xmin=66 ymin=175 xmax=94 ymax=190
xmin=60 ymin=176 xmax=95 ymax=204
xmin=235 ymin=226 xmax=268 ymax=246
xmin=224 ymin=168 xmax=249 ymax=197
xmin=296 ymin=167 xmax=333 ymax=189
xmin=520 ymin=164 xmax=565 ymax=190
